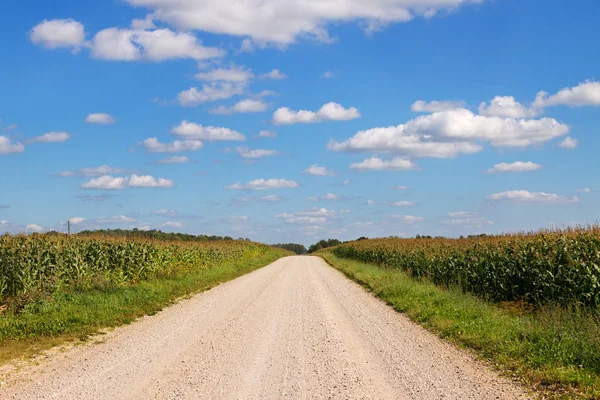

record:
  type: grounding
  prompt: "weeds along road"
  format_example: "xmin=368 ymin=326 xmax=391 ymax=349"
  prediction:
xmin=1 ymin=256 xmax=529 ymax=399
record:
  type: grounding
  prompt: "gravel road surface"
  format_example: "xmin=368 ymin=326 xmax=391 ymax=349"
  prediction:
xmin=0 ymin=256 xmax=529 ymax=399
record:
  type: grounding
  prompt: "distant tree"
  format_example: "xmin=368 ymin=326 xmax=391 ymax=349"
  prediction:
xmin=77 ymin=229 xmax=238 ymax=242
xmin=308 ymin=238 xmax=342 ymax=253
xmin=272 ymin=243 xmax=308 ymax=255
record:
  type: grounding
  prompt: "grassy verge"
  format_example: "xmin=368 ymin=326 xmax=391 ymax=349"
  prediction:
xmin=319 ymin=251 xmax=600 ymax=400
xmin=0 ymin=249 xmax=289 ymax=364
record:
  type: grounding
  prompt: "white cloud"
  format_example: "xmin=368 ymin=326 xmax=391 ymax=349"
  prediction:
xmin=478 ymin=96 xmax=536 ymax=118
xmin=533 ymin=80 xmax=600 ymax=108
xmin=350 ymin=156 xmax=420 ymax=171
xmin=79 ymin=165 xmax=126 ymax=176
xmin=160 ymin=221 xmax=184 ymax=228
xmin=195 ymin=65 xmax=254 ymax=82
xmin=445 ymin=213 xmax=493 ymax=228
xmin=97 ymin=215 xmax=136 ymax=224
xmin=131 ymin=16 xmax=156 ymax=30
xmin=178 ymin=82 xmax=245 ymax=106
xmin=210 ymin=99 xmax=268 ymax=115
xmin=123 ymin=0 xmax=483 ymax=45
xmin=81 ymin=175 xmax=128 ymax=190
xmin=273 ymin=102 xmax=360 ymax=125
xmin=171 ymin=121 xmax=246 ymax=141
xmin=303 ymin=164 xmax=337 ymax=176
xmin=391 ymin=201 xmax=415 ymax=207
xmin=27 ymin=132 xmax=70 ymax=144
xmin=308 ymin=193 xmax=341 ymax=201
xmin=58 ymin=171 xmax=76 ymax=177
xmin=577 ymin=188 xmax=591 ymax=193
xmin=392 ymin=185 xmax=409 ymax=190
xmin=157 ymin=156 xmax=190 ymax=164
xmin=26 ymin=224 xmax=44 ymax=233
xmin=275 ymin=208 xmax=348 ymax=224
xmin=486 ymin=161 xmax=542 ymax=174
xmin=448 ymin=211 xmax=476 ymax=218
xmin=153 ymin=209 xmax=178 ymax=217
xmin=85 ymin=113 xmax=116 ymax=124
xmin=391 ymin=215 xmax=424 ymax=224
xmin=68 ymin=217 xmax=86 ymax=225
xmin=321 ymin=71 xmax=334 ymax=79
xmin=262 ymin=69 xmax=287 ymax=80
xmin=559 ymin=136 xmax=578 ymax=149
xmin=261 ymin=195 xmax=284 ymax=202
xmin=30 ymin=19 xmax=85 ymax=50
xmin=81 ymin=174 xmax=174 ymax=190
xmin=0 ymin=136 xmax=25 ymax=154
xmin=329 ymin=109 xmax=568 ymax=158
xmin=411 ymin=100 xmax=464 ymax=113
xmin=226 ymin=178 xmax=299 ymax=191
xmin=259 ymin=130 xmax=277 ymax=138
xmin=129 ymin=174 xmax=175 ymax=188
xmin=142 ymin=137 xmax=203 ymax=153
xmin=235 ymin=147 xmax=280 ymax=159
xmin=92 ymin=28 xmax=224 ymax=62
xmin=487 ymin=190 xmax=579 ymax=204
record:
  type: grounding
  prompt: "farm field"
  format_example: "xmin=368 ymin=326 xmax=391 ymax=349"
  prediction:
xmin=0 ymin=233 xmax=290 ymax=362
xmin=0 ymin=256 xmax=529 ymax=400
xmin=320 ymin=228 xmax=600 ymax=399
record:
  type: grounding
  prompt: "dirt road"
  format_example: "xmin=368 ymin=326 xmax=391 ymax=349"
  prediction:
xmin=0 ymin=256 xmax=529 ymax=399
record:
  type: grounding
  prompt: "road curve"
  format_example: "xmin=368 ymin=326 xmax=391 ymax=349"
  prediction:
xmin=0 ymin=256 xmax=529 ymax=399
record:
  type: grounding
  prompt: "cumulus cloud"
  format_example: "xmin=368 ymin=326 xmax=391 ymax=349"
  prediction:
xmin=350 ymin=156 xmax=420 ymax=171
xmin=226 ymin=178 xmax=299 ymax=191
xmin=235 ymin=147 xmax=280 ymax=159
xmin=273 ymin=102 xmax=360 ymax=125
xmin=81 ymin=175 xmax=128 ymax=190
xmin=258 ymin=130 xmax=277 ymax=138
xmin=391 ymin=185 xmax=409 ymax=190
xmin=26 ymin=224 xmax=44 ymax=233
xmin=128 ymin=174 xmax=175 ymax=188
xmin=160 ymin=221 xmax=184 ymax=228
xmin=142 ymin=137 xmax=203 ymax=153
xmin=30 ymin=19 xmax=85 ymax=50
xmin=478 ymin=96 xmax=536 ymax=118
xmin=487 ymin=190 xmax=579 ymax=204
xmin=209 ymin=99 xmax=268 ymax=115
xmin=0 ymin=136 xmax=25 ymax=154
xmin=26 ymin=132 xmax=70 ymax=144
xmin=577 ymin=188 xmax=591 ymax=193
xmin=122 ymin=0 xmax=484 ymax=44
xmin=303 ymin=164 xmax=337 ymax=176
xmin=195 ymin=65 xmax=254 ymax=82
xmin=81 ymin=174 xmax=174 ymax=190
xmin=411 ymin=100 xmax=464 ymax=113
xmin=177 ymin=82 xmax=245 ymax=106
xmin=171 ymin=121 xmax=245 ymax=141
xmin=91 ymin=27 xmax=224 ymax=61
xmin=321 ymin=71 xmax=334 ymax=79
xmin=157 ymin=156 xmax=190 ymax=164
xmin=308 ymin=193 xmax=341 ymax=202
xmin=445 ymin=212 xmax=493 ymax=228
xmin=486 ymin=161 xmax=542 ymax=174
xmin=85 ymin=113 xmax=116 ymax=124
xmin=328 ymin=109 xmax=568 ymax=158
xmin=559 ymin=136 xmax=578 ymax=149
xmin=262 ymin=69 xmax=287 ymax=80
xmin=533 ymin=80 xmax=600 ymax=108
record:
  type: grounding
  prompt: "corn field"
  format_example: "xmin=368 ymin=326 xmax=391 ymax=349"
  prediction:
xmin=332 ymin=227 xmax=600 ymax=308
xmin=0 ymin=233 xmax=275 ymax=304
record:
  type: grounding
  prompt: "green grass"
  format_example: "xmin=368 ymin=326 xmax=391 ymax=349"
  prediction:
xmin=0 ymin=249 xmax=289 ymax=364
xmin=319 ymin=251 xmax=600 ymax=400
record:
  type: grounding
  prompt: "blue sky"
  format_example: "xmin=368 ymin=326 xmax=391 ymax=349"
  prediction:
xmin=1 ymin=0 xmax=599 ymax=245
